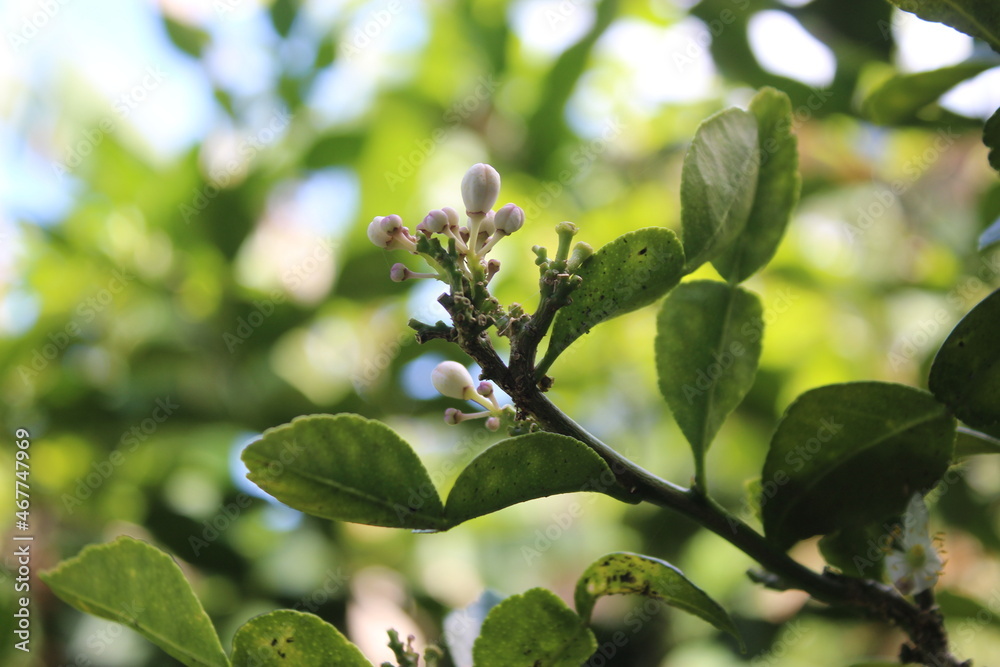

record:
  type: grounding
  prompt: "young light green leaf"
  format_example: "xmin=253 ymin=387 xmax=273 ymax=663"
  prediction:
xmin=231 ymin=610 xmax=371 ymax=667
xmin=955 ymin=426 xmax=1000 ymax=457
xmin=40 ymin=537 xmax=229 ymax=667
xmin=681 ymin=108 xmax=760 ymax=272
xmin=573 ymin=552 xmax=743 ymax=650
xmin=472 ymin=588 xmax=596 ymax=667
xmin=445 ymin=432 xmax=633 ymax=525
xmin=655 ymin=281 xmax=763 ymax=481
xmin=242 ymin=414 xmax=449 ymax=530
xmin=762 ymin=382 xmax=955 ymax=550
xmin=887 ymin=0 xmax=1000 ymax=54
xmin=712 ymin=87 xmax=800 ymax=283
xmin=861 ymin=62 xmax=996 ymax=125
xmin=985 ymin=106 xmax=1000 ymax=174
xmin=930 ymin=288 xmax=1000 ymax=433
xmin=539 ymin=227 xmax=685 ymax=372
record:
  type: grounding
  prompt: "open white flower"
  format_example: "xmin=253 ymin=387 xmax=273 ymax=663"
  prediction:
xmin=885 ymin=493 xmax=943 ymax=596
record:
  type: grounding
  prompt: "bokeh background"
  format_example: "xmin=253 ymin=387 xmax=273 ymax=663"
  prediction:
xmin=3 ymin=0 xmax=1000 ymax=665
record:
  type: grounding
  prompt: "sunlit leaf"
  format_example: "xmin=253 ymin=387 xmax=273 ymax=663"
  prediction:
xmin=713 ymin=88 xmax=800 ymax=283
xmin=40 ymin=537 xmax=229 ymax=667
xmin=887 ymin=0 xmax=1000 ymax=54
xmin=681 ymin=108 xmax=760 ymax=272
xmin=472 ymin=588 xmax=596 ymax=667
xmin=539 ymin=228 xmax=685 ymax=372
xmin=929 ymin=288 xmax=1000 ymax=432
xmin=573 ymin=552 xmax=743 ymax=650
xmin=162 ymin=16 xmax=210 ymax=58
xmin=303 ymin=133 xmax=366 ymax=168
xmin=444 ymin=432 xmax=632 ymax=525
xmin=655 ymin=281 xmax=763 ymax=478
xmin=242 ymin=414 xmax=449 ymax=530
xmin=762 ymin=382 xmax=955 ymax=549
xmin=231 ymin=610 xmax=370 ymax=666
xmin=861 ymin=63 xmax=996 ymax=125
xmin=269 ymin=0 xmax=298 ymax=38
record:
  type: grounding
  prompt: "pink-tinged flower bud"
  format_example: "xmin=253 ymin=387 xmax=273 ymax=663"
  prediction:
xmin=477 ymin=381 xmax=494 ymax=397
xmin=419 ymin=209 xmax=450 ymax=235
xmin=461 ymin=163 xmax=500 ymax=216
xmin=494 ymin=203 xmax=524 ymax=235
xmin=485 ymin=416 xmax=500 ymax=431
xmin=444 ymin=408 xmax=463 ymax=425
xmin=479 ymin=211 xmax=496 ymax=238
xmin=431 ymin=361 xmax=475 ymax=400
xmin=390 ymin=263 xmax=408 ymax=282
xmin=442 ymin=206 xmax=460 ymax=230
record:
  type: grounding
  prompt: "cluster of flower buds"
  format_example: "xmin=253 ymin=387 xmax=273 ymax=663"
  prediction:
xmin=367 ymin=163 xmax=525 ymax=284
xmin=430 ymin=360 xmax=506 ymax=431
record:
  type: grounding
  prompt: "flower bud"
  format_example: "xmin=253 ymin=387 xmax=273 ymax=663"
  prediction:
xmin=367 ymin=216 xmax=392 ymax=247
xmin=431 ymin=361 xmax=475 ymax=400
xmin=461 ymin=163 xmax=501 ymax=216
xmin=444 ymin=408 xmax=463 ymax=425
xmin=390 ymin=263 xmax=408 ymax=282
xmin=418 ymin=209 xmax=450 ymax=236
xmin=494 ymin=203 xmax=524 ymax=235
xmin=477 ymin=381 xmax=494 ymax=397
xmin=485 ymin=416 xmax=500 ymax=431
xmin=478 ymin=211 xmax=496 ymax=239
xmin=442 ymin=206 xmax=460 ymax=230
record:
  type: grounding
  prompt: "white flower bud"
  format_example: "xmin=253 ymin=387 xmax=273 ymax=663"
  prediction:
xmin=461 ymin=163 xmax=501 ymax=215
xmin=431 ymin=361 xmax=475 ymax=400
xmin=419 ymin=209 xmax=450 ymax=235
xmin=478 ymin=211 xmax=496 ymax=238
xmin=494 ymin=203 xmax=524 ymax=234
xmin=367 ymin=216 xmax=392 ymax=247
xmin=390 ymin=263 xmax=408 ymax=282
xmin=442 ymin=206 xmax=460 ymax=230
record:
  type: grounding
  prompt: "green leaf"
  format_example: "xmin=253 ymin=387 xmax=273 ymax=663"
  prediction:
xmin=655 ymin=281 xmax=763 ymax=479
xmin=162 ymin=16 xmax=210 ymax=58
xmin=269 ymin=0 xmax=298 ymax=37
xmin=861 ymin=62 xmax=996 ymax=125
xmin=929 ymin=288 xmax=1000 ymax=432
xmin=985 ymin=106 xmax=1000 ymax=174
xmin=818 ymin=524 xmax=887 ymax=580
xmin=539 ymin=227 xmax=685 ymax=371
xmin=231 ymin=610 xmax=370 ymax=667
xmin=40 ymin=537 xmax=229 ymax=667
xmin=887 ymin=0 xmax=1000 ymax=54
xmin=573 ymin=552 xmax=743 ymax=650
xmin=712 ymin=88 xmax=800 ymax=283
xmin=955 ymin=425 xmax=1000 ymax=456
xmin=444 ymin=433 xmax=633 ymax=524
xmin=761 ymin=382 xmax=955 ymax=549
xmin=242 ymin=414 xmax=449 ymax=530
xmin=979 ymin=215 xmax=1000 ymax=251
xmin=681 ymin=108 xmax=760 ymax=272
xmin=472 ymin=588 xmax=596 ymax=667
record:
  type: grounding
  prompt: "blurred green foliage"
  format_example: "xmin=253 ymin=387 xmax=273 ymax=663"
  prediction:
xmin=2 ymin=0 xmax=1000 ymax=665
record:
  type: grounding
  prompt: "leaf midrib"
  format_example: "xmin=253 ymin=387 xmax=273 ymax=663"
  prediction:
xmin=770 ymin=405 xmax=948 ymax=531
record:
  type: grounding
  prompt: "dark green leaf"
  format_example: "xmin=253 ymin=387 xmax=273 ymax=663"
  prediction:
xmin=269 ymin=0 xmax=298 ymax=37
xmin=655 ymin=281 xmax=763 ymax=477
xmin=818 ymin=524 xmax=888 ymax=580
xmin=539 ymin=228 xmax=685 ymax=371
xmin=681 ymin=108 xmax=760 ymax=271
xmin=887 ymin=0 xmax=1000 ymax=54
xmin=936 ymin=590 xmax=1000 ymax=631
xmin=985 ymin=106 xmax=1000 ymax=174
xmin=861 ymin=63 xmax=996 ymax=125
xmin=162 ymin=17 xmax=210 ymax=58
xmin=303 ymin=133 xmax=366 ymax=168
xmin=574 ymin=552 xmax=743 ymax=649
xmin=242 ymin=414 xmax=449 ymax=530
xmin=762 ymin=382 xmax=955 ymax=549
xmin=955 ymin=425 xmax=1000 ymax=456
xmin=929 ymin=288 xmax=1000 ymax=431
xmin=979 ymin=217 xmax=1000 ymax=254
xmin=472 ymin=588 xmax=596 ymax=667
xmin=231 ymin=610 xmax=370 ymax=666
xmin=445 ymin=433 xmax=632 ymax=524
xmin=713 ymin=88 xmax=800 ymax=283
xmin=40 ymin=537 xmax=229 ymax=667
